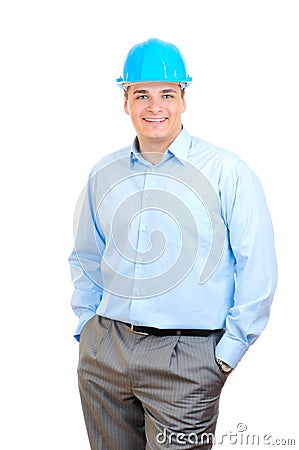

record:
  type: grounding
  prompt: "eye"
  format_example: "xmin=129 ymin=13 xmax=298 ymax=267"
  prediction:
xmin=137 ymin=95 xmax=148 ymax=100
xmin=162 ymin=94 xmax=174 ymax=99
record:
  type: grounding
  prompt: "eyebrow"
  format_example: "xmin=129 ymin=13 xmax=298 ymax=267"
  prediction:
xmin=132 ymin=88 xmax=178 ymax=95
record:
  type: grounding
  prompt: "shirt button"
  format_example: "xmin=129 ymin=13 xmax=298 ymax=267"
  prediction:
xmin=142 ymin=226 xmax=148 ymax=232
xmin=135 ymin=289 xmax=141 ymax=297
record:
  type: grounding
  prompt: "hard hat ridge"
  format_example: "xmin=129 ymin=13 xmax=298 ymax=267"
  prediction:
xmin=117 ymin=38 xmax=192 ymax=89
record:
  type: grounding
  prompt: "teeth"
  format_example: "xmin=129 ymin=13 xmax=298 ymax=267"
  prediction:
xmin=144 ymin=118 xmax=166 ymax=122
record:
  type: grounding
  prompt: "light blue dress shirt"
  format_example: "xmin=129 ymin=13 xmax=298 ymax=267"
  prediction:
xmin=69 ymin=129 xmax=277 ymax=368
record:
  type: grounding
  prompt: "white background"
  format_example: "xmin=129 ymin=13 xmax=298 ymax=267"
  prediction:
xmin=1 ymin=0 xmax=298 ymax=448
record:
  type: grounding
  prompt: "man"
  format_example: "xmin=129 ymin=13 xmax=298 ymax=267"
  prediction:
xmin=69 ymin=38 xmax=277 ymax=449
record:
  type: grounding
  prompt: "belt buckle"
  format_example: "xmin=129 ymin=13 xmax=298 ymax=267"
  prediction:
xmin=130 ymin=324 xmax=149 ymax=336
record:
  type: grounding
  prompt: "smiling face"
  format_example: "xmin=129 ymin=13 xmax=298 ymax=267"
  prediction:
xmin=124 ymin=82 xmax=186 ymax=153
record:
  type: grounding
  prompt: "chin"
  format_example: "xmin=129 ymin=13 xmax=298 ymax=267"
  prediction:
xmin=143 ymin=128 xmax=172 ymax=140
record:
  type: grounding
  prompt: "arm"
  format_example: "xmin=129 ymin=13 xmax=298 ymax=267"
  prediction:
xmin=69 ymin=172 xmax=105 ymax=341
xmin=215 ymin=160 xmax=277 ymax=368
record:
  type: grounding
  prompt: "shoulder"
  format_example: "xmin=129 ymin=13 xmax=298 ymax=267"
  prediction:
xmin=90 ymin=145 xmax=131 ymax=177
xmin=189 ymin=135 xmax=241 ymax=166
xmin=187 ymin=134 xmax=264 ymax=198
xmin=188 ymin=135 xmax=245 ymax=185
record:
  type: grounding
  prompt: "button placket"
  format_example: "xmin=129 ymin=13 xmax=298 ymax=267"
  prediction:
xmin=131 ymin=169 xmax=155 ymax=298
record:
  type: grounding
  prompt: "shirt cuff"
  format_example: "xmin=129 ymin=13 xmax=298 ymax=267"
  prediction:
xmin=73 ymin=310 xmax=96 ymax=342
xmin=215 ymin=333 xmax=248 ymax=369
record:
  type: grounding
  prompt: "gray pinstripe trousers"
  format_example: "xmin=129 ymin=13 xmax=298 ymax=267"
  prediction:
xmin=78 ymin=315 xmax=226 ymax=450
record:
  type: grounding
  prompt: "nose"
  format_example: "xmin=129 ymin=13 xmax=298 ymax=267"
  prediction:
xmin=146 ymin=96 xmax=163 ymax=114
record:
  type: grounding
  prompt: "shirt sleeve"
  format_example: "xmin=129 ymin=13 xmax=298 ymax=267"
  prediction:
xmin=215 ymin=160 xmax=277 ymax=368
xmin=68 ymin=171 xmax=105 ymax=341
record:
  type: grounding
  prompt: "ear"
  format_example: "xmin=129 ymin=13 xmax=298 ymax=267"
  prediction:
xmin=181 ymin=96 xmax=186 ymax=113
xmin=124 ymin=97 xmax=129 ymax=115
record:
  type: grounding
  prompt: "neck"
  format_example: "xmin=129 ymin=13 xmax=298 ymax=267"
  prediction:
xmin=137 ymin=128 xmax=182 ymax=165
xmin=137 ymin=140 xmax=169 ymax=165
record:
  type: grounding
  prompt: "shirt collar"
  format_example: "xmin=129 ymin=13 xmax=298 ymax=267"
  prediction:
xmin=129 ymin=128 xmax=192 ymax=167
xmin=167 ymin=128 xmax=192 ymax=165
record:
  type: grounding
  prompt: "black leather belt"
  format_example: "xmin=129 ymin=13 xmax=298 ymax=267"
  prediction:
xmin=124 ymin=322 xmax=222 ymax=337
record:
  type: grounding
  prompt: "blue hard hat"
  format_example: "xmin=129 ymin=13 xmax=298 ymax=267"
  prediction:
xmin=117 ymin=38 xmax=192 ymax=88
